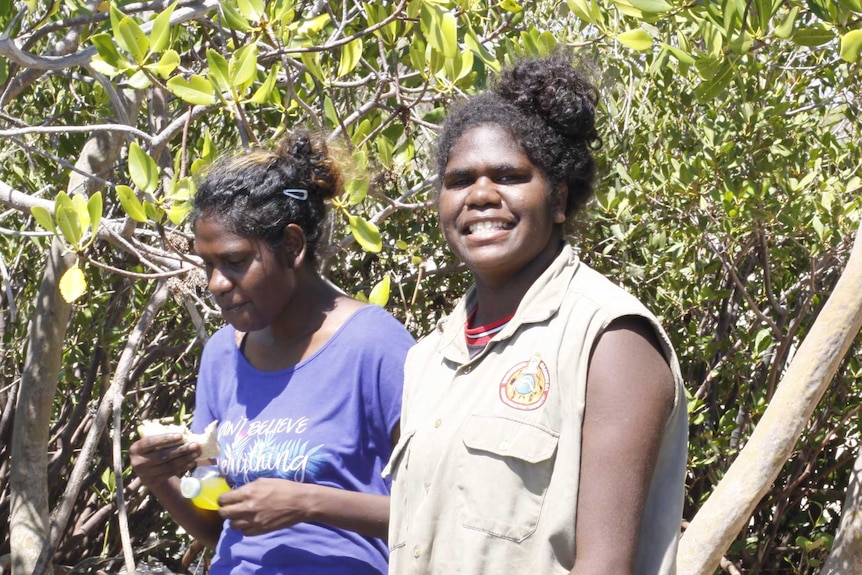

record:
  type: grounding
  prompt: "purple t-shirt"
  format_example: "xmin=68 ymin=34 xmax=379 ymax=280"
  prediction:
xmin=191 ymin=305 xmax=414 ymax=575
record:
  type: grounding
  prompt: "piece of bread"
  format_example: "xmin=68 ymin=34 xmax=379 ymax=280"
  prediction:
xmin=138 ymin=419 xmax=219 ymax=462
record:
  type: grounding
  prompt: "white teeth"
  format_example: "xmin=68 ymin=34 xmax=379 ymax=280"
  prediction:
xmin=468 ymin=221 xmax=507 ymax=234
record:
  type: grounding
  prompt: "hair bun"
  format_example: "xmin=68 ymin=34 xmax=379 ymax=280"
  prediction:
xmin=494 ymin=49 xmax=599 ymax=144
xmin=274 ymin=130 xmax=343 ymax=201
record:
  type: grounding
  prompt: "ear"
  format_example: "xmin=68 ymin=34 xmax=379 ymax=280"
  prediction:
xmin=552 ymin=183 xmax=568 ymax=224
xmin=281 ymin=223 xmax=308 ymax=268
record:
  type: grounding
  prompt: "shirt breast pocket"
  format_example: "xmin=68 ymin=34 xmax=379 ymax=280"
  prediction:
xmin=457 ymin=415 xmax=559 ymax=542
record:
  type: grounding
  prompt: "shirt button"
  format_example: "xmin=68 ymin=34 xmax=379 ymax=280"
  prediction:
xmin=413 ymin=546 xmax=421 ymax=558
xmin=434 ymin=419 xmax=442 ymax=428
xmin=424 ymin=482 xmax=431 ymax=493
xmin=463 ymin=365 xmax=472 ymax=374
xmin=499 ymin=441 xmax=510 ymax=451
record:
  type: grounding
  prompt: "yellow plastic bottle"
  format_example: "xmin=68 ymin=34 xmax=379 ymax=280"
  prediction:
xmin=180 ymin=466 xmax=230 ymax=510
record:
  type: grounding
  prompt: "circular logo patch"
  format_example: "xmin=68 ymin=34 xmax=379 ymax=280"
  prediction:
xmin=499 ymin=353 xmax=550 ymax=410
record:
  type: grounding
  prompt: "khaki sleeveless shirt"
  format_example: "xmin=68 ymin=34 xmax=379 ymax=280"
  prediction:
xmin=385 ymin=244 xmax=687 ymax=574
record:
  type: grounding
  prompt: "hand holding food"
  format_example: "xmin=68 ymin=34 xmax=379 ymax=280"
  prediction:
xmin=137 ymin=419 xmax=219 ymax=463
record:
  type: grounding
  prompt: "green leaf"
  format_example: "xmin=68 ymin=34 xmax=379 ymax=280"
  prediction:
xmin=143 ymin=200 xmax=165 ymax=224
xmin=566 ymin=0 xmax=597 ymax=23
xmin=207 ymin=49 xmax=231 ymax=92
xmin=56 ymin=205 xmax=83 ymax=248
xmin=90 ymin=33 xmax=123 ymax=67
xmin=499 ymin=0 xmax=523 ymax=12
xmin=345 ymin=175 xmax=368 ymax=206
xmin=129 ymin=142 xmax=159 ymax=194
xmin=250 ymin=62 xmax=281 ymax=104
xmin=839 ymin=30 xmax=862 ymax=62
xmin=368 ymin=275 xmax=391 ymax=307
xmin=774 ymin=6 xmax=798 ymax=39
xmin=465 ymin=24 xmax=499 ymax=71
xmin=87 ymin=192 xmax=103 ymax=241
xmin=168 ymin=201 xmax=192 ymax=225
xmin=126 ymin=69 xmax=152 ymax=90
xmin=664 ymin=44 xmax=695 ymax=65
xmin=89 ymin=56 xmax=121 ymax=77
xmin=423 ymin=3 xmax=458 ymax=59
xmin=116 ymin=17 xmax=149 ymax=64
xmin=166 ymin=75 xmax=216 ymax=105
xmin=59 ymin=265 xmax=87 ymax=303
xmin=337 ymin=38 xmax=362 ymax=78
xmin=628 ymin=0 xmax=671 ymax=13
xmin=149 ymin=0 xmax=178 ymax=53
xmin=838 ymin=0 xmax=862 ymax=11
xmin=300 ymin=51 xmax=324 ymax=82
xmin=694 ymin=60 xmax=734 ymax=101
xmin=116 ymin=185 xmax=148 ymax=222
xmin=618 ymin=29 xmax=653 ymax=51
xmin=30 ymin=205 xmax=55 ymax=233
xmin=220 ymin=1 xmax=253 ymax=31
xmin=71 ymin=194 xmax=90 ymax=228
xmin=348 ymin=214 xmax=382 ymax=253
xmin=792 ymin=26 xmax=835 ymax=47
xmin=145 ymin=49 xmax=180 ymax=78
xmin=237 ymin=0 xmax=264 ymax=22
xmin=230 ymin=44 xmax=258 ymax=87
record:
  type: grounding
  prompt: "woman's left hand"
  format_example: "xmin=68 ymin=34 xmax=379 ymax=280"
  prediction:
xmin=217 ymin=478 xmax=312 ymax=536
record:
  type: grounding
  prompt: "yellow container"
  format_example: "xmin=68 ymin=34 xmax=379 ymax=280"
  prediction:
xmin=180 ymin=467 xmax=230 ymax=510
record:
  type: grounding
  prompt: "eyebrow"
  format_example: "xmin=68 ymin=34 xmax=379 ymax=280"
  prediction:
xmin=444 ymin=162 xmax=525 ymax=177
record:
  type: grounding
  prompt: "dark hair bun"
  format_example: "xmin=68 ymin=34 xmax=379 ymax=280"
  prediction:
xmin=274 ymin=130 xmax=343 ymax=201
xmin=494 ymin=49 xmax=599 ymax=145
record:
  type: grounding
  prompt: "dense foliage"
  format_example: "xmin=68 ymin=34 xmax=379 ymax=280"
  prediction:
xmin=1 ymin=0 xmax=860 ymax=573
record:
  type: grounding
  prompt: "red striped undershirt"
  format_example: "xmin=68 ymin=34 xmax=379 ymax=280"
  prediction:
xmin=465 ymin=307 xmax=516 ymax=347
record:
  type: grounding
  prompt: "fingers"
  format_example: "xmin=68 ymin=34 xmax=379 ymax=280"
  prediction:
xmin=130 ymin=434 xmax=200 ymax=485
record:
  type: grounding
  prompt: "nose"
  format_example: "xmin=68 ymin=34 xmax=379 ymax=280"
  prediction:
xmin=207 ymin=266 xmax=233 ymax=295
xmin=465 ymin=176 xmax=501 ymax=207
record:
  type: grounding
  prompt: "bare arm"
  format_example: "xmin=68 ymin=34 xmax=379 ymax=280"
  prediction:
xmin=129 ymin=434 xmax=223 ymax=548
xmin=570 ymin=316 xmax=675 ymax=575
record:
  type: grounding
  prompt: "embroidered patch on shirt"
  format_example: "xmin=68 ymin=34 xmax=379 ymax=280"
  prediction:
xmin=499 ymin=353 xmax=550 ymax=410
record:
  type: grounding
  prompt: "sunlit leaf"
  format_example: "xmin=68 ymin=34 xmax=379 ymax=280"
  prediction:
xmin=116 ymin=17 xmax=148 ymax=64
xmin=207 ymin=49 xmax=231 ymax=92
xmin=149 ymin=0 xmax=178 ymax=53
xmin=250 ymin=62 xmax=281 ymax=104
xmin=59 ymin=265 xmax=87 ymax=303
xmin=618 ymin=29 xmax=653 ymax=51
xmin=368 ymin=275 xmax=391 ymax=307
xmin=167 ymin=75 xmax=216 ymax=105
xmin=56 ymin=205 xmax=83 ymax=248
xmin=145 ymin=49 xmax=180 ymax=78
xmin=129 ymin=142 xmax=159 ymax=194
xmin=774 ymin=6 xmax=798 ymax=39
xmin=839 ymin=30 xmax=862 ymax=62
xmin=237 ymin=0 xmax=264 ymax=22
xmin=348 ymin=214 xmax=382 ymax=253
xmin=628 ymin=0 xmax=671 ymax=13
xmin=30 ymin=205 xmax=55 ymax=233
xmin=792 ymin=26 xmax=834 ymax=47
xmin=116 ymin=185 xmax=148 ymax=222
xmin=221 ymin=0 xmax=253 ymax=31
xmin=87 ymin=192 xmax=103 ymax=242
xmin=337 ymin=38 xmax=362 ymax=78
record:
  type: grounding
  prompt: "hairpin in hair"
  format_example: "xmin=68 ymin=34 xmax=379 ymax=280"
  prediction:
xmin=283 ymin=188 xmax=308 ymax=201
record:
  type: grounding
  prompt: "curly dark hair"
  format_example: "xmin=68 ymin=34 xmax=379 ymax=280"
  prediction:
xmin=190 ymin=130 xmax=343 ymax=263
xmin=435 ymin=48 xmax=601 ymax=217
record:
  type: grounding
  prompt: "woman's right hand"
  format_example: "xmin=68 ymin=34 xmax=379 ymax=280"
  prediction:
xmin=129 ymin=433 xmax=200 ymax=489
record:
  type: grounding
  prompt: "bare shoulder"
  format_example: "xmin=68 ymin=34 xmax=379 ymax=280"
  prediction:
xmin=587 ymin=316 xmax=675 ymax=422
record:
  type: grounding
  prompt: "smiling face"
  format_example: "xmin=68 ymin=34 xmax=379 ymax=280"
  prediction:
xmin=193 ymin=216 xmax=296 ymax=333
xmin=438 ymin=124 xmax=567 ymax=289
